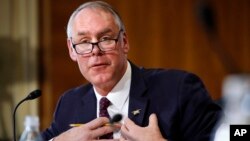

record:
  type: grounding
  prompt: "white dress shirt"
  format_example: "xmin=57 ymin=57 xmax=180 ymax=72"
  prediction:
xmin=94 ymin=61 xmax=132 ymax=138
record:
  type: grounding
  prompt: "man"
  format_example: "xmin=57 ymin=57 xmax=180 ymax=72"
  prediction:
xmin=41 ymin=1 xmax=221 ymax=141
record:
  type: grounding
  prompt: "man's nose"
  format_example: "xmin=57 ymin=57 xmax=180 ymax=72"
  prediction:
xmin=91 ymin=44 xmax=103 ymax=55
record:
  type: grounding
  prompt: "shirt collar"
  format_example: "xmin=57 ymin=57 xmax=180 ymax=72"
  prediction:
xmin=94 ymin=61 xmax=131 ymax=111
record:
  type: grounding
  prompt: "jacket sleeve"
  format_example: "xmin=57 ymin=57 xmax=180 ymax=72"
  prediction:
xmin=41 ymin=95 xmax=64 ymax=140
xmin=177 ymin=72 xmax=221 ymax=141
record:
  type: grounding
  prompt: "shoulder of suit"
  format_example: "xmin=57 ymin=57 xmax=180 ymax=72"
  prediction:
xmin=136 ymin=67 xmax=201 ymax=83
xmin=139 ymin=67 xmax=189 ymax=77
xmin=61 ymin=83 xmax=92 ymax=98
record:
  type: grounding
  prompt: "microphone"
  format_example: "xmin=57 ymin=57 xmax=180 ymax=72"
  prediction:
xmin=24 ymin=89 xmax=42 ymax=100
xmin=110 ymin=114 xmax=123 ymax=124
xmin=12 ymin=89 xmax=42 ymax=141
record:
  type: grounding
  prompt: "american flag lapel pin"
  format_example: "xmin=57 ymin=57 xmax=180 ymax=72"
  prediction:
xmin=132 ymin=109 xmax=141 ymax=116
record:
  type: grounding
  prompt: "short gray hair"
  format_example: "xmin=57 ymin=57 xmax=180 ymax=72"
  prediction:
xmin=66 ymin=1 xmax=125 ymax=38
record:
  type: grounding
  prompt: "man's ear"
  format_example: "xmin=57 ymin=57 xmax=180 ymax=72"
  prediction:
xmin=67 ymin=39 xmax=77 ymax=61
xmin=122 ymin=32 xmax=130 ymax=54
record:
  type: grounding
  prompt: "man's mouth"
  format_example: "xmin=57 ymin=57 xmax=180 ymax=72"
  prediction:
xmin=91 ymin=62 xmax=109 ymax=68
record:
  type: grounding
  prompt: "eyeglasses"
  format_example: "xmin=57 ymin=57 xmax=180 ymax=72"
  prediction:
xmin=71 ymin=30 xmax=123 ymax=56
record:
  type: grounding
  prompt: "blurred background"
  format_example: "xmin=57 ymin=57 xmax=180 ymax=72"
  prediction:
xmin=0 ymin=0 xmax=249 ymax=140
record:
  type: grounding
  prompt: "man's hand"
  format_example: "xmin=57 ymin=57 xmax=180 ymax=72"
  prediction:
xmin=120 ymin=113 xmax=167 ymax=141
xmin=54 ymin=117 xmax=120 ymax=141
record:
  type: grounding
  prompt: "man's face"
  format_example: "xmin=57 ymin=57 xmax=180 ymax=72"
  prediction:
xmin=67 ymin=8 xmax=129 ymax=89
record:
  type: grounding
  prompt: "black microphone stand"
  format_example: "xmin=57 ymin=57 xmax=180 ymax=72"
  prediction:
xmin=12 ymin=89 xmax=41 ymax=141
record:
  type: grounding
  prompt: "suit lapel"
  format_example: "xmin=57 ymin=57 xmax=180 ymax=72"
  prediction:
xmin=128 ymin=63 xmax=148 ymax=126
xmin=79 ymin=86 xmax=97 ymax=123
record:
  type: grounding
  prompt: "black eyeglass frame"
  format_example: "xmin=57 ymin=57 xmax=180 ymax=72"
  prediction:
xmin=70 ymin=30 xmax=123 ymax=55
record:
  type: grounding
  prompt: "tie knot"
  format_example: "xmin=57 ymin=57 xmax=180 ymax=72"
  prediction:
xmin=100 ymin=97 xmax=111 ymax=110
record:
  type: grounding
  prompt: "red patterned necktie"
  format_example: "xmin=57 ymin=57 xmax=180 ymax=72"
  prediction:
xmin=99 ymin=97 xmax=113 ymax=139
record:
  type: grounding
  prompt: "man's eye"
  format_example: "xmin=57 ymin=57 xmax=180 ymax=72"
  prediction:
xmin=80 ymin=40 xmax=90 ymax=43
xmin=100 ymin=36 xmax=111 ymax=41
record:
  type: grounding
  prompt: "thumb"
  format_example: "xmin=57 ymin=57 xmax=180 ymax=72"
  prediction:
xmin=148 ymin=113 xmax=159 ymax=128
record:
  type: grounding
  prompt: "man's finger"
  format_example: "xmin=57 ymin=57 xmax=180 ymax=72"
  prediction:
xmin=123 ymin=117 xmax=136 ymax=130
xmin=91 ymin=125 xmax=116 ymax=139
xmin=120 ymin=124 xmax=130 ymax=139
xmin=119 ymin=135 xmax=127 ymax=141
xmin=84 ymin=117 xmax=109 ymax=130
xmin=148 ymin=113 xmax=158 ymax=128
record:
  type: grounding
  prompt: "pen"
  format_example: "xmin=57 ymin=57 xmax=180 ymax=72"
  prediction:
xmin=69 ymin=123 xmax=111 ymax=127
xmin=69 ymin=114 xmax=122 ymax=127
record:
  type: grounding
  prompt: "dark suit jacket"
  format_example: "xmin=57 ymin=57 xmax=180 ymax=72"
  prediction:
xmin=41 ymin=63 xmax=221 ymax=141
